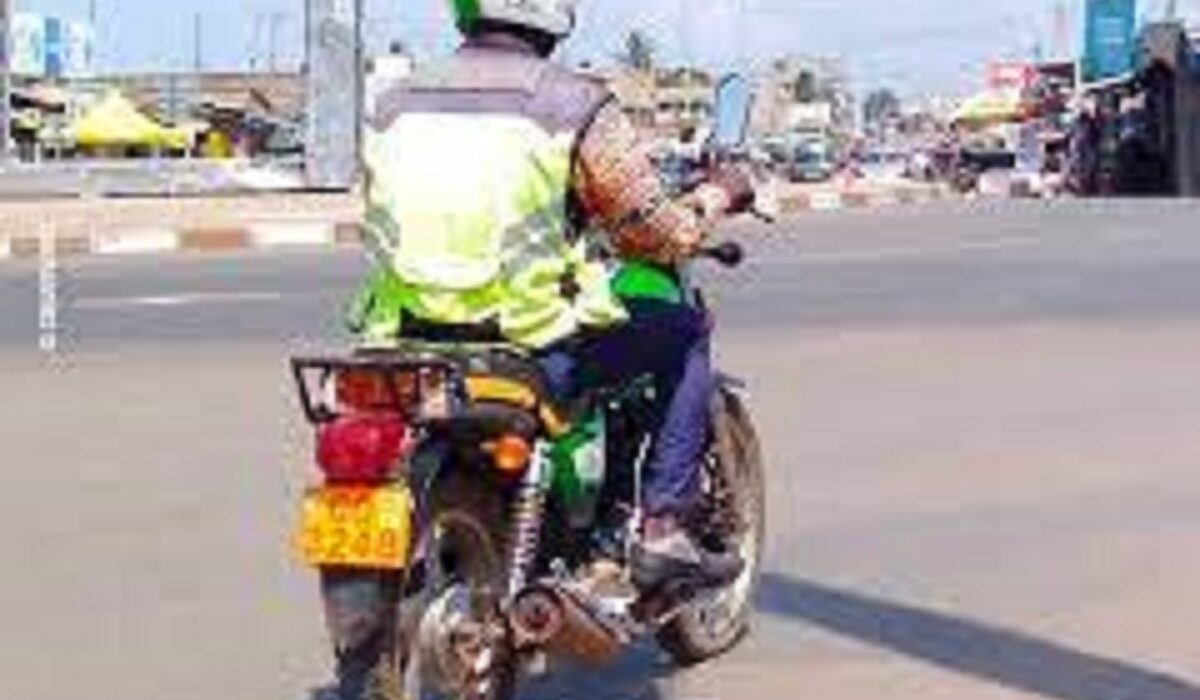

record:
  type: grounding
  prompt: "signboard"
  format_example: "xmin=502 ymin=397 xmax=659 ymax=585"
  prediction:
xmin=64 ymin=21 xmax=94 ymax=77
xmin=9 ymin=13 xmax=93 ymax=77
xmin=987 ymin=62 xmax=1037 ymax=92
xmin=11 ymin=13 xmax=44 ymax=75
xmin=43 ymin=16 xmax=62 ymax=76
xmin=1083 ymin=0 xmax=1138 ymax=82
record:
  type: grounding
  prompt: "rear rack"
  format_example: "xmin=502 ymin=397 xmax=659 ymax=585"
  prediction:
xmin=290 ymin=353 xmax=467 ymax=425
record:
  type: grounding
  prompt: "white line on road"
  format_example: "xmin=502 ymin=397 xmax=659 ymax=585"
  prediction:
xmin=93 ymin=229 xmax=180 ymax=256
xmin=74 ymin=291 xmax=287 ymax=310
xmin=248 ymin=221 xmax=336 ymax=248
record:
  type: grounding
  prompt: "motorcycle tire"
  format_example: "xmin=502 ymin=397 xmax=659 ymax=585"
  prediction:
xmin=324 ymin=471 xmax=516 ymax=700
xmin=657 ymin=387 xmax=766 ymax=665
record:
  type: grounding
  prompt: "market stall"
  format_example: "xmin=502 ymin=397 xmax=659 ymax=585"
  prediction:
xmin=72 ymin=91 xmax=196 ymax=154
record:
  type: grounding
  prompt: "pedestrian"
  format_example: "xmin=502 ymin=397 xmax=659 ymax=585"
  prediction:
xmin=1067 ymin=99 xmax=1101 ymax=196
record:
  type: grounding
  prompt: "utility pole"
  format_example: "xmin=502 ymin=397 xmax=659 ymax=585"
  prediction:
xmin=249 ymin=12 xmax=263 ymax=70
xmin=0 ymin=0 xmax=11 ymax=164
xmin=87 ymin=0 xmax=99 ymax=71
xmin=267 ymin=11 xmax=286 ymax=73
xmin=305 ymin=0 xmax=362 ymax=189
xmin=192 ymin=12 xmax=203 ymax=73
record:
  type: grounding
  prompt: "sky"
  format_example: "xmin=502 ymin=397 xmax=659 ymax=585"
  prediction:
xmin=16 ymin=0 xmax=1200 ymax=96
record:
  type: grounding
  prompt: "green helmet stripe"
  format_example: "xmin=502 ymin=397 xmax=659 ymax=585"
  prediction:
xmin=451 ymin=0 xmax=482 ymax=30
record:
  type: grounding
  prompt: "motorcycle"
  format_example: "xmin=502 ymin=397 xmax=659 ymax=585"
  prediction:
xmin=289 ymin=75 xmax=768 ymax=700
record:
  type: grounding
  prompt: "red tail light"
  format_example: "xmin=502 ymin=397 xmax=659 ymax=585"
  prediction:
xmin=316 ymin=413 xmax=410 ymax=483
xmin=335 ymin=370 xmax=417 ymax=414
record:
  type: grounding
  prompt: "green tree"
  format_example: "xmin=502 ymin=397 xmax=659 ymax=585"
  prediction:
xmin=863 ymin=88 xmax=901 ymax=126
xmin=793 ymin=70 xmax=819 ymax=103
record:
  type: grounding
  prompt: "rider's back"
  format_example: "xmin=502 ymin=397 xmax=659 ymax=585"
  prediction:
xmin=361 ymin=37 xmax=625 ymax=349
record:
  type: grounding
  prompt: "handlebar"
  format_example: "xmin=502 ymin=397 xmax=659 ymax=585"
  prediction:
xmin=698 ymin=242 xmax=745 ymax=268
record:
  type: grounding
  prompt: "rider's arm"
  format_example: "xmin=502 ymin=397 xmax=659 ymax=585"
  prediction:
xmin=575 ymin=101 xmax=732 ymax=265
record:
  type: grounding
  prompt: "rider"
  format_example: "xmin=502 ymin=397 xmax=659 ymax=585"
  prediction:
xmin=356 ymin=0 xmax=754 ymax=588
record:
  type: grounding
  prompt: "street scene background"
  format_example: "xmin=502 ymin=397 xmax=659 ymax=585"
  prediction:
xmin=2 ymin=1 xmax=1200 ymax=700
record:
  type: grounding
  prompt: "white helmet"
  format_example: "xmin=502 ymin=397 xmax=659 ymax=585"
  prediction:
xmin=450 ymin=0 xmax=578 ymax=40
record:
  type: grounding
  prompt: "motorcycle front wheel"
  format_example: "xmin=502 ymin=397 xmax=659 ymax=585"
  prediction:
xmin=657 ymin=386 xmax=767 ymax=664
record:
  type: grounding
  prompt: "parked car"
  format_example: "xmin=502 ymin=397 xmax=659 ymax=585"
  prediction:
xmin=856 ymin=148 xmax=910 ymax=181
xmin=785 ymin=139 xmax=836 ymax=183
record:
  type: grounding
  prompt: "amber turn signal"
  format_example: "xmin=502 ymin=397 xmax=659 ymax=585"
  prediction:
xmin=484 ymin=434 xmax=532 ymax=474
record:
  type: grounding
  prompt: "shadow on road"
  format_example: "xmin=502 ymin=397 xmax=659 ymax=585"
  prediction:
xmin=758 ymin=572 xmax=1200 ymax=700
xmin=307 ymin=643 xmax=668 ymax=700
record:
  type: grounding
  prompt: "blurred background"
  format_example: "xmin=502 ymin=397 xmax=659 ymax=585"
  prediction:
xmin=0 ymin=0 xmax=1198 ymax=197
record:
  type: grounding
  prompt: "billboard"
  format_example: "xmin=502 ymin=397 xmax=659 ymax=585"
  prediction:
xmin=1083 ymin=0 xmax=1138 ymax=82
xmin=65 ymin=21 xmax=95 ymax=77
xmin=10 ymin=13 xmax=93 ymax=77
xmin=43 ymin=16 xmax=63 ymax=76
xmin=11 ymin=13 xmax=46 ymax=75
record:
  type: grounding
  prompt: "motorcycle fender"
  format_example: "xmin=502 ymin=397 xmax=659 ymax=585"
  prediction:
xmin=710 ymin=378 xmax=751 ymax=496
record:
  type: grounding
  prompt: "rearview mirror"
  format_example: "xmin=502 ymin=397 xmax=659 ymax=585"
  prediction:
xmin=712 ymin=73 xmax=754 ymax=151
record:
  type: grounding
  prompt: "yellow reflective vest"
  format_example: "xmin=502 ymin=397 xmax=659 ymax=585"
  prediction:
xmin=357 ymin=42 xmax=626 ymax=349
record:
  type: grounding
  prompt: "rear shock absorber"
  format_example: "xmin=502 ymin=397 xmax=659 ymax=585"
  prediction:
xmin=506 ymin=442 xmax=551 ymax=598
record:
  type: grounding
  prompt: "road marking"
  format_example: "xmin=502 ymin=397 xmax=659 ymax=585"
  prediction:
xmin=93 ymin=229 xmax=180 ymax=256
xmin=74 ymin=291 xmax=286 ymax=310
xmin=248 ymin=221 xmax=336 ymax=248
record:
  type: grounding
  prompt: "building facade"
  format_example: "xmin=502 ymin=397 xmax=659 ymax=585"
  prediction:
xmin=601 ymin=66 xmax=715 ymax=141
xmin=750 ymin=55 xmax=854 ymax=143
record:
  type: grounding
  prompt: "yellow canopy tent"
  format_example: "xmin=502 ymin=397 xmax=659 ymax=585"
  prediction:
xmin=72 ymin=91 xmax=193 ymax=150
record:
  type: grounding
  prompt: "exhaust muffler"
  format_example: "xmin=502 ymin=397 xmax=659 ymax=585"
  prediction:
xmin=510 ymin=584 xmax=623 ymax=665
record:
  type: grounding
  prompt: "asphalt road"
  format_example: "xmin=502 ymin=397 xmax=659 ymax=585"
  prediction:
xmin=1 ymin=200 xmax=1199 ymax=700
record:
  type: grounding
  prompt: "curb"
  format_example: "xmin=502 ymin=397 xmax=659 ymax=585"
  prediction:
xmin=0 ymin=185 xmax=953 ymax=261
xmin=780 ymin=185 xmax=949 ymax=214
xmin=0 ymin=220 xmax=363 ymax=261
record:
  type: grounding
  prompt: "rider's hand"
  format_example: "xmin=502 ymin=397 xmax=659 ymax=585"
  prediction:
xmin=708 ymin=165 xmax=756 ymax=215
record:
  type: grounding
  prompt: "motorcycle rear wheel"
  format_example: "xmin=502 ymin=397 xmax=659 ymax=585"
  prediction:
xmin=325 ymin=472 xmax=516 ymax=700
xmin=657 ymin=387 xmax=766 ymax=665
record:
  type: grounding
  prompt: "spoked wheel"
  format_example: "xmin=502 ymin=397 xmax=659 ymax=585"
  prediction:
xmin=657 ymin=387 xmax=766 ymax=664
xmin=327 ymin=474 xmax=516 ymax=700
xmin=400 ymin=475 xmax=516 ymax=700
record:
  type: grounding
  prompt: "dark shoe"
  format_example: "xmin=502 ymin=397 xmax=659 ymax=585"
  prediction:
xmin=632 ymin=518 xmax=744 ymax=592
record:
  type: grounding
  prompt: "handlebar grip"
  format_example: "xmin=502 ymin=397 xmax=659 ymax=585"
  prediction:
xmin=700 ymin=241 xmax=745 ymax=268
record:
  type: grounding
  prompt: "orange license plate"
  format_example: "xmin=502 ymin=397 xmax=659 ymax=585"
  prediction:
xmin=295 ymin=485 xmax=413 ymax=569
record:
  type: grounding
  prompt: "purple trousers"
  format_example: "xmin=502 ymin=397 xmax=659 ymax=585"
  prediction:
xmin=539 ymin=300 xmax=714 ymax=517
